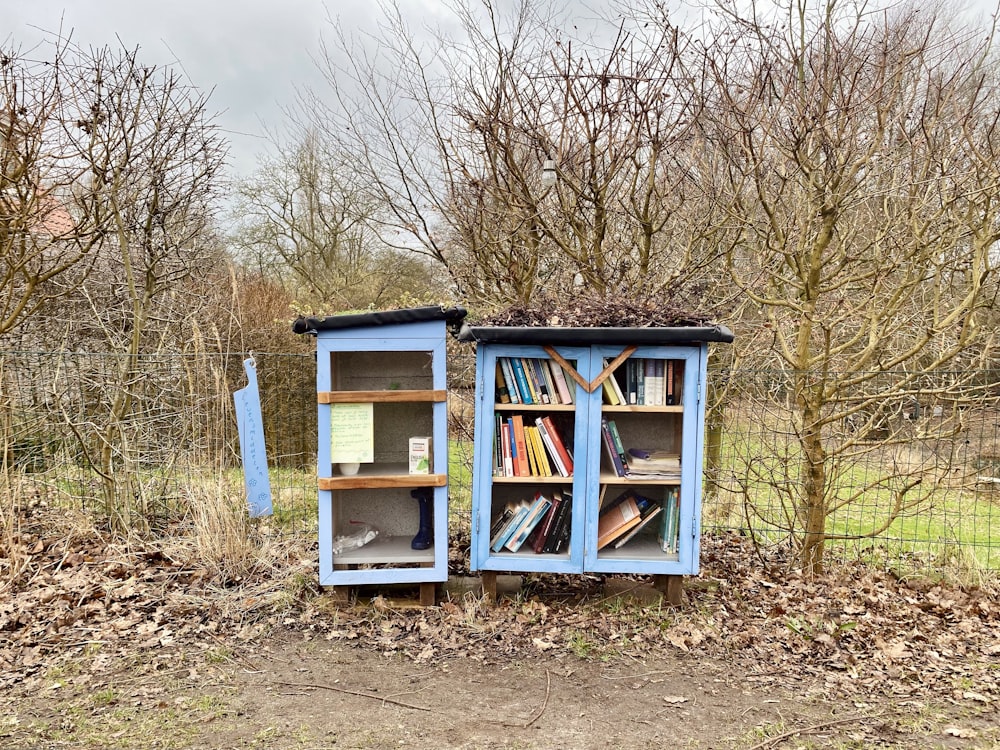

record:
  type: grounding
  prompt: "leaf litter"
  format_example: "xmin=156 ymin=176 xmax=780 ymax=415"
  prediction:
xmin=2 ymin=509 xmax=998 ymax=747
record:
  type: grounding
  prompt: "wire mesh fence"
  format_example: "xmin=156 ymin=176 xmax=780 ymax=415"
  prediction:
xmin=1 ymin=349 xmax=997 ymax=572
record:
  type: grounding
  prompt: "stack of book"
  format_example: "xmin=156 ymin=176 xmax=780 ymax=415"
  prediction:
xmin=495 ymin=357 xmax=576 ymax=405
xmin=596 ymin=489 xmax=658 ymax=550
xmin=625 ymin=448 xmax=681 ymax=481
xmin=489 ymin=490 xmax=573 ymax=554
xmin=493 ymin=414 xmax=574 ymax=478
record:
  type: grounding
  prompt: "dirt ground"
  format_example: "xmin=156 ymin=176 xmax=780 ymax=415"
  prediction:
xmin=3 ymin=529 xmax=999 ymax=749
xmin=1 ymin=618 xmax=918 ymax=750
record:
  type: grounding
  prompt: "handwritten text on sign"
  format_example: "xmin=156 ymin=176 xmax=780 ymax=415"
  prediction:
xmin=330 ymin=402 xmax=374 ymax=464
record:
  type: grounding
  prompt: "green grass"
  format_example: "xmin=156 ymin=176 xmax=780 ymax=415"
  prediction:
xmin=705 ymin=415 xmax=1000 ymax=574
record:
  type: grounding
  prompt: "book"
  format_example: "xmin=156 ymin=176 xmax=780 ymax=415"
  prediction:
xmin=493 ymin=415 xmax=503 ymax=476
xmin=600 ymin=359 xmax=621 ymax=406
xmin=606 ymin=419 xmax=630 ymax=474
xmin=523 ymin=421 xmax=540 ymax=477
xmin=609 ymin=364 xmax=627 ymax=405
xmin=542 ymin=490 xmax=573 ymax=553
xmin=597 ymin=494 xmax=643 ymax=550
xmin=491 ymin=500 xmax=530 ymax=551
xmin=538 ymin=415 xmax=573 ymax=475
xmin=535 ymin=418 xmax=567 ymax=476
xmin=643 ymin=359 xmax=655 ymax=405
xmin=518 ymin=358 xmax=540 ymax=403
xmin=531 ymin=490 xmax=564 ymax=553
xmin=626 ymin=448 xmax=680 ymax=479
xmin=529 ymin=358 xmax=551 ymax=404
xmin=600 ymin=418 xmax=626 ymax=477
xmin=510 ymin=358 xmax=533 ymax=404
xmin=649 ymin=359 xmax=664 ymax=406
xmin=488 ymin=504 xmax=515 ymax=547
xmin=500 ymin=419 xmax=513 ymax=477
xmin=526 ymin=425 xmax=552 ymax=476
xmin=613 ymin=504 xmax=662 ymax=548
xmin=495 ymin=361 xmax=511 ymax=403
xmin=659 ymin=487 xmax=680 ymax=553
xmin=511 ymin=415 xmax=530 ymax=477
xmin=499 ymin=358 xmax=520 ymax=404
xmin=548 ymin=360 xmax=573 ymax=404
xmin=666 ymin=360 xmax=676 ymax=405
xmin=504 ymin=493 xmax=552 ymax=552
xmin=538 ymin=359 xmax=558 ymax=404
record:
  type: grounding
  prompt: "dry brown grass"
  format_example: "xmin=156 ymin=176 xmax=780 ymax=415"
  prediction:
xmin=180 ymin=477 xmax=280 ymax=585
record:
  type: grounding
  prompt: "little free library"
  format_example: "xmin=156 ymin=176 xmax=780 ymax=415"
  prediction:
xmin=293 ymin=305 xmax=734 ymax=605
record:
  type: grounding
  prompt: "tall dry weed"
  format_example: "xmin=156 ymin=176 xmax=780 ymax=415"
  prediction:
xmin=182 ymin=476 xmax=277 ymax=584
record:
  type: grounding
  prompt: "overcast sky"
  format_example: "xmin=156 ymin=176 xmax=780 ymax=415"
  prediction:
xmin=2 ymin=0 xmax=450 ymax=180
xmin=5 ymin=0 xmax=998 ymax=185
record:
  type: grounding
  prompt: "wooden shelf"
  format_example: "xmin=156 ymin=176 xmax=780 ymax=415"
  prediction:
xmin=319 ymin=389 xmax=446 ymax=404
xmin=492 ymin=474 xmax=573 ymax=484
xmin=493 ymin=403 xmax=575 ymax=412
xmin=334 ymin=535 xmax=436 ymax=565
xmin=320 ymin=468 xmax=447 ymax=490
xmin=601 ymin=404 xmax=683 ymax=413
xmin=596 ymin=537 xmax=680 ymax=563
xmin=599 ymin=474 xmax=681 ymax=485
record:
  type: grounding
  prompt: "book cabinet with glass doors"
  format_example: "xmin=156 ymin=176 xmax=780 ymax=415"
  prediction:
xmin=458 ymin=326 xmax=733 ymax=604
xmin=294 ymin=307 xmax=466 ymax=604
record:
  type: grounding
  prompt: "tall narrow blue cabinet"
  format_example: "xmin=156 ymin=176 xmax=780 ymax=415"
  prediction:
xmin=294 ymin=306 xmax=466 ymax=603
xmin=457 ymin=325 xmax=733 ymax=603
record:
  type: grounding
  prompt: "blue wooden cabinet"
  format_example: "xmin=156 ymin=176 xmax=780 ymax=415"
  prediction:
xmin=459 ymin=326 xmax=733 ymax=589
xmin=295 ymin=307 xmax=466 ymax=593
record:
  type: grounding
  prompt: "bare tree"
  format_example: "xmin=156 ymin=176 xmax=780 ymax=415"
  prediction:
xmin=32 ymin=41 xmax=229 ymax=530
xmin=230 ymin=130 xmax=446 ymax=313
xmin=691 ymin=0 xmax=1000 ymax=573
xmin=0 ymin=37 xmax=106 ymax=340
xmin=300 ymin=0 xmax=724 ymax=307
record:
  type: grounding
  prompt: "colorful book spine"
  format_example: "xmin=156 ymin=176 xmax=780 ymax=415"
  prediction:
xmin=500 ymin=357 xmax=520 ymax=404
xmin=542 ymin=492 xmax=573 ymax=553
xmin=538 ymin=416 xmax=573 ymax=475
xmin=528 ymin=359 xmax=551 ymax=404
xmin=601 ymin=418 xmax=626 ymax=477
xmin=505 ymin=493 xmax=551 ymax=552
xmin=492 ymin=502 xmax=529 ymax=552
xmin=549 ymin=360 xmax=573 ymax=404
xmin=531 ymin=492 xmax=563 ymax=553
xmin=606 ymin=419 xmax=630 ymax=474
xmin=495 ymin=361 xmax=511 ymax=403
xmin=510 ymin=358 xmax=533 ymax=404
xmin=511 ymin=415 xmax=529 ymax=477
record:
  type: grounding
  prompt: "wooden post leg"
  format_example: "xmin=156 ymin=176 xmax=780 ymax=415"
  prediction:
xmin=481 ymin=571 xmax=497 ymax=604
xmin=654 ymin=575 xmax=684 ymax=606
xmin=328 ymin=585 xmax=352 ymax=604
xmin=419 ymin=582 xmax=437 ymax=607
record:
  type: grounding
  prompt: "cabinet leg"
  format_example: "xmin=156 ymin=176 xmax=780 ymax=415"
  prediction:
xmin=654 ymin=575 xmax=684 ymax=606
xmin=328 ymin=585 xmax=352 ymax=604
xmin=419 ymin=582 xmax=437 ymax=607
xmin=481 ymin=571 xmax=497 ymax=604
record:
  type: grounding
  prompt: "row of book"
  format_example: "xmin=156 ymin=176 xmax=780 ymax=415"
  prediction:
xmin=493 ymin=414 xmax=574 ymax=478
xmin=597 ymin=487 xmax=681 ymax=552
xmin=601 ymin=358 xmax=679 ymax=407
xmin=496 ymin=357 xmax=575 ymax=405
xmin=490 ymin=486 xmax=682 ymax=556
xmin=489 ymin=490 xmax=573 ymax=554
xmin=600 ymin=418 xmax=681 ymax=480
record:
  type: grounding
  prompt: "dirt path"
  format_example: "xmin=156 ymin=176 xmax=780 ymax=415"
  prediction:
xmin=208 ymin=634 xmax=838 ymax=750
